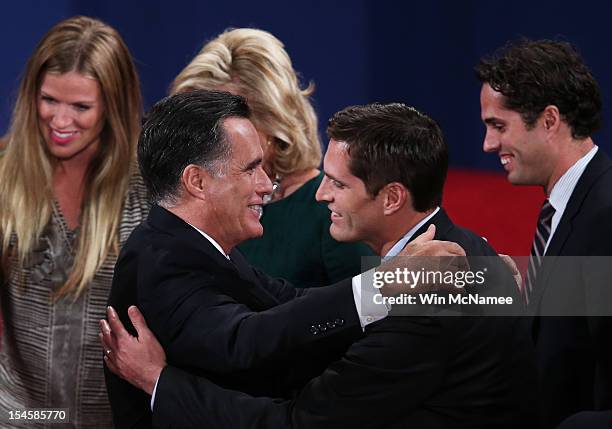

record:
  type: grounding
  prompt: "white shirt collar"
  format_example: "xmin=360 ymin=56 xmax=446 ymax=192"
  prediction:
xmin=384 ymin=207 xmax=440 ymax=258
xmin=188 ymin=223 xmax=231 ymax=260
xmin=545 ymin=146 xmax=598 ymax=254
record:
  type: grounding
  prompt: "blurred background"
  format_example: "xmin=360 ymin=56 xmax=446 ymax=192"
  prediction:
xmin=2 ymin=0 xmax=609 ymax=256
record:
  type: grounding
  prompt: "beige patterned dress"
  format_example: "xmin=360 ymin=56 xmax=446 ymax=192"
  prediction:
xmin=0 ymin=175 xmax=149 ymax=428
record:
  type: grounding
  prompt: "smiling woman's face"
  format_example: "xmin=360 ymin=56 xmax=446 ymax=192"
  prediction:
xmin=37 ymin=70 xmax=105 ymax=163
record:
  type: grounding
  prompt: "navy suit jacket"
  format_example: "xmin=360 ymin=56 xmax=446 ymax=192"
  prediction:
xmin=105 ymin=205 xmax=362 ymax=428
xmin=529 ymin=149 xmax=612 ymax=428
xmin=152 ymin=209 xmax=537 ymax=428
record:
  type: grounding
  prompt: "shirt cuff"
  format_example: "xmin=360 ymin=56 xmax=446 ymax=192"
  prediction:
xmin=352 ymin=268 xmax=390 ymax=330
xmin=150 ymin=373 xmax=161 ymax=411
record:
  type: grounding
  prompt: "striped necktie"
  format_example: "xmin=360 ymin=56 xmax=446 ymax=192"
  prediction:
xmin=524 ymin=199 xmax=555 ymax=305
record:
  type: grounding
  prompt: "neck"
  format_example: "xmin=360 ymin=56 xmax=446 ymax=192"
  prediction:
xmin=545 ymin=137 xmax=594 ymax=195
xmin=373 ymin=208 xmax=434 ymax=256
xmin=164 ymin=200 xmax=234 ymax=255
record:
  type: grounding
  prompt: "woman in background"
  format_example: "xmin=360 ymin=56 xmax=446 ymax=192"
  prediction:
xmin=171 ymin=28 xmax=372 ymax=286
xmin=0 ymin=16 xmax=149 ymax=427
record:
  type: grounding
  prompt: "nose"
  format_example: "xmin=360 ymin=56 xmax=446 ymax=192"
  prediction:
xmin=255 ymin=165 xmax=273 ymax=196
xmin=50 ymin=104 xmax=73 ymax=129
xmin=315 ymin=176 xmax=332 ymax=202
xmin=482 ymin=131 xmax=500 ymax=153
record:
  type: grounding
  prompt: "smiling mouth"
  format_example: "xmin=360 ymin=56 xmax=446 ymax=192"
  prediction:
xmin=248 ymin=204 xmax=263 ymax=219
xmin=500 ymin=155 xmax=512 ymax=167
xmin=330 ymin=211 xmax=342 ymax=221
xmin=52 ymin=130 xmax=77 ymax=139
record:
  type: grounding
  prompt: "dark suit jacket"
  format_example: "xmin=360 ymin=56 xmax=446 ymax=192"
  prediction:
xmin=105 ymin=205 xmax=363 ymax=428
xmin=528 ymin=149 xmax=612 ymax=428
xmin=153 ymin=209 xmax=537 ymax=428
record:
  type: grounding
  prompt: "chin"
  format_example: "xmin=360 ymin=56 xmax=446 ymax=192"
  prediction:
xmin=247 ymin=225 xmax=264 ymax=239
xmin=329 ymin=226 xmax=353 ymax=243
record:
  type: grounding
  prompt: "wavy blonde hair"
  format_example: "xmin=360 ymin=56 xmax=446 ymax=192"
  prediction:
xmin=0 ymin=16 xmax=142 ymax=297
xmin=170 ymin=28 xmax=321 ymax=176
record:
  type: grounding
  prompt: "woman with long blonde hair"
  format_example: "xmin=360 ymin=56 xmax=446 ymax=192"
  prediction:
xmin=0 ymin=16 xmax=149 ymax=427
xmin=171 ymin=28 xmax=372 ymax=286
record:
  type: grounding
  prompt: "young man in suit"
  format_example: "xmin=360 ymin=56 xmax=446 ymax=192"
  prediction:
xmin=103 ymin=91 xmax=465 ymax=428
xmin=477 ymin=39 xmax=612 ymax=428
xmin=102 ymin=102 xmax=535 ymax=428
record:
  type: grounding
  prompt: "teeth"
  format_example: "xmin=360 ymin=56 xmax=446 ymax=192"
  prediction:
xmin=53 ymin=130 xmax=75 ymax=138
xmin=249 ymin=205 xmax=263 ymax=219
xmin=501 ymin=157 xmax=510 ymax=165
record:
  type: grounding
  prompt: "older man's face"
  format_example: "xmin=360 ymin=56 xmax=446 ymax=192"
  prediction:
xmin=204 ymin=117 xmax=273 ymax=252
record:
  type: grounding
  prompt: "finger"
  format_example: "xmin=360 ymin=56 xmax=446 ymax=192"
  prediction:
xmin=99 ymin=332 xmax=107 ymax=349
xmin=106 ymin=306 xmax=129 ymax=339
xmin=499 ymin=254 xmax=519 ymax=275
xmin=127 ymin=306 xmax=150 ymax=339
xmin=99 ymin=331 xmax=113 ymax=353
xmin=435 ymin=241 xmax=466 ymax=256
xmin=100 ymin=319 xmax=117 ymax=349
xmin=411 ymin=224 xmax=436 ymax=245
xmin=104 ymin=355 xmax=119 ymax=375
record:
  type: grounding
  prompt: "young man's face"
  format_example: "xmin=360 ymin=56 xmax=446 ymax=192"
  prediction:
xmin=315 ymin=139 xmax=384 ymax=250
xmin=480 ymin=83 xmax=552 ymax=187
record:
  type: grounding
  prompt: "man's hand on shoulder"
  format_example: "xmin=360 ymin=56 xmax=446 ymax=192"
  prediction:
xmin=378 ymin=225 xmax=469 ymax=296
xmin=99 ymin=306 xmax=166 ymax=395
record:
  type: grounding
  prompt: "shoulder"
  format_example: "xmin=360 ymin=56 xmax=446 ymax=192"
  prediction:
xmin=442 ymin=223 xmax=498 ymax=257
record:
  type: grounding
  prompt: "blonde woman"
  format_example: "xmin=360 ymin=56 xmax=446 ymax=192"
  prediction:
xmin=171 ymin=28 xmax=372 ymax=286
xmin=0 ymin=17 xmax=149 ymax=427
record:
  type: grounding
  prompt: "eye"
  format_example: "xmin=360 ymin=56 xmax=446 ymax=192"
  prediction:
xmin=491 ymin=122 xmax=505 ymax=132
xmin=40 ymin=95 xmax=56 ymax=104
xmin=74 ymin=103 xmax=92 ymax=112
xmin=331 ymin=179 xmax=346 ymax=189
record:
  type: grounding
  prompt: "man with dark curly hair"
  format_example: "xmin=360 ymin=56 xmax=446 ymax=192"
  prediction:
xmin=477 ymin=39 xmax=612 ymax=428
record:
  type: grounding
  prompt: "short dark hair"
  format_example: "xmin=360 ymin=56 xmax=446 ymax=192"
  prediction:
xmin=138 ymin=90 xmax=250 ymax=203
xmin=476 ymin=39 xmax=601 ymax=139
xmin=327 ymin=103 xmax=448 ymax=212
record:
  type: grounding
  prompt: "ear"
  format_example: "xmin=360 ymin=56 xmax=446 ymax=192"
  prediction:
xmin=541 ymin=105 xmax=561 ymax=134
xmin=181 ymin=164 xmax=208 ymax=200
xmin=382 ymin=182 xmax=409 ymax=216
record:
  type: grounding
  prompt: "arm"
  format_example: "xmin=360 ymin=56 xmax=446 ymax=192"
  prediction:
xmin=136 ymin=244 xmax=360 ymax=373
xmin=102 ymin=310 xmax=446 ymax=429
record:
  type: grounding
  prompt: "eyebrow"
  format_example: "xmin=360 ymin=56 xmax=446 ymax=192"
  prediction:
xmin=323 ymin=171 xmax=346 ymax=185
xmin=483 ymin=117 xmax=504 ymax=125
xmin=39 ymin=90 xmax=97 ymax=105
xmin=242 ymin=157 xmax=263 ymax=172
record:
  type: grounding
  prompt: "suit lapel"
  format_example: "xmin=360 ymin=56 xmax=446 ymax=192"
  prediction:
xmin=229 ymin=248 xmax=281 ymax=310
xmin=410 ymin=208 xmax=454 ymax=242
xmin=531 ymin=150 xmax=612 ymax=310
xmin=147 ymin=205 xmax=279 ymax=311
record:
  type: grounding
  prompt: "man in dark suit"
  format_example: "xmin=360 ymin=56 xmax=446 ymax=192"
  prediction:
xmin=477 ymin=39 xmax=612 ymax=428
xmin=103 ymin=92 xmax=465 ymax=428
xmin=103 ymin=102 xmax=535 ymax=428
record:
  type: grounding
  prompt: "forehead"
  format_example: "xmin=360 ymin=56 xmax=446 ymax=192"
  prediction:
xmin=324 ymin=139 xmax=355 ymax=176
xmin=223 ymin=117 xmax=261 ymax=160
xmin=480 ymin=84 xmax=506 ymax=112
xmin=480 ymin=84 xmax=530 ymax=129
xmin=40 ymin=71 xmax=100 ymax=100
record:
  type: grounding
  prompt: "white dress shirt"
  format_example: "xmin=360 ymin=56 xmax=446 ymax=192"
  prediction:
xmin=545 ymin=146 xmax=598 ymax=254
xmin=350 ymin=207 xmax=440 ymax=327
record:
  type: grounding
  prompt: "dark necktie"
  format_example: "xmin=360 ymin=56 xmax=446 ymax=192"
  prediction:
xmin=524 ymin=199 xmax=555 ymax=305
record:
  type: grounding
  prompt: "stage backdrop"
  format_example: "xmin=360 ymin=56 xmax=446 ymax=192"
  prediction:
xmin=1 ymin=0 xmax=609 ymax=255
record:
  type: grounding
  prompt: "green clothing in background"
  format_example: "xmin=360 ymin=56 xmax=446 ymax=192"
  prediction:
xmin=238 ymin=172 xmax=374 ymax=287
